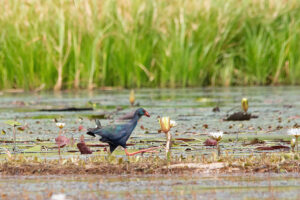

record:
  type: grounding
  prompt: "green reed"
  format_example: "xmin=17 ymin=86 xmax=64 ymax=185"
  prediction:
xmin=0 ymin=0 xmax=300 ymax=90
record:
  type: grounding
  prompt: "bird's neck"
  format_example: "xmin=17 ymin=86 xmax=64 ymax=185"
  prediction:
xmin=129 ymin=114 xmax=140 ymax=129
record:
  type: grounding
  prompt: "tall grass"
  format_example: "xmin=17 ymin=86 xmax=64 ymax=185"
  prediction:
xmin=1 ymin=0 xmax=300 ymax=90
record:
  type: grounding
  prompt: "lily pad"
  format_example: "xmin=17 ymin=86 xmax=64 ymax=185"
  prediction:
xmin=24 ymin=145 xmax=42 ymax=152
xmin=4 ymin=120 xmax=21 ymax=126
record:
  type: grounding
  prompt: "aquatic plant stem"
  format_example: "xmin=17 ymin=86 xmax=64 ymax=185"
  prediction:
xmin=217 ymin=142 xmax=221 ymax=157
xmin=296 ymin=136 xmax=299 ymax=153
xmin=166 ymin=132 xmax=172 ymax=159
xmin=235 ymin=132 xmax=239 ymax=144
xmin=58 ymin=129 xmax=62 ymax=158
xmin=13 ymin=126 xmax=16 ymax=152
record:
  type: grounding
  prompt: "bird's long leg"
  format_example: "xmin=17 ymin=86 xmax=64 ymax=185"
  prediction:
xmin=124 ymin=146 xmax=160 ymax=156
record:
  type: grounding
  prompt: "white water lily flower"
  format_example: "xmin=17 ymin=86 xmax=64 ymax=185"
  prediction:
xmin=56 ymin=122 xmax=65 ymax=129
xmin=208 ymin=131 xmax=223 ymax=141
xmin=170 ymin=120 xmax=177 ymax=128
xmin=288 ymin=128 xmax=300 ymax=136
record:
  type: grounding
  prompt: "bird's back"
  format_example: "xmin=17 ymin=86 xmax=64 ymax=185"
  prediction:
xmin=87 ymin=124 xmax=129 ymax=145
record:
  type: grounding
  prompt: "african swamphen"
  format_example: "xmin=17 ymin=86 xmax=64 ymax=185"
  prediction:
xmin=87 ymin=108 xmax=158 ymax=156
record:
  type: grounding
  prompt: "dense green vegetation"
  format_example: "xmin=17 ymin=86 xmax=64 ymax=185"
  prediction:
xmin=0 ymin=0 xmax=300 ymax=90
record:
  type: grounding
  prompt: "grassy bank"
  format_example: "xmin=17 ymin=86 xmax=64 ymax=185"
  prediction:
xmin=1 ymin=0 xmax=300 ymax=90
xmin=1 ymin=152 xmax=300 ymax=175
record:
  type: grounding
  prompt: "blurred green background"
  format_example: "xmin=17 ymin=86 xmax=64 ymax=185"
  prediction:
xmin=1 ymin=0 xmax=300 ymax=90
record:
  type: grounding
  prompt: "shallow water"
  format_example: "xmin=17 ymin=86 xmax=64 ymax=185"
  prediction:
xmin=0 ymin=87 xmax=300 ymax=199
xmin=1 ymin=174 xmax=300 ymax=199
xmin=0 ymin=87 xmax=299 ymax=158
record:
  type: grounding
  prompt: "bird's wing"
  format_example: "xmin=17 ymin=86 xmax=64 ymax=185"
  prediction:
xmin=87 ymin=124 xmax=127 ymax=141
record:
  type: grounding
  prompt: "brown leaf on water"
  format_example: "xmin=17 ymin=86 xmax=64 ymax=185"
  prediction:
xmin=204 ymin=139 xmax=217 ymax=146
xmin=212 ymin=106 xmax=220 ymax=112
xmin=17 ymin=127 xmax=25 ymax=131
xmin=270 ymin=145 xmax=290 ymax=150
xmin=224 ymin=112 xmax=255 ymax=121
xmin=256 ymin=145 xmax=290 ymax=151
xmin=77 ymin=142 xmax=92 ymax=154
xmin=175 ymin=138 xmax=195 ymax=142
xmin=203 ymin=124 xmax=208 ymax=129
xmin=256 ymin=146 xmax=274 ymax=150
xmin=244 ymin=138 xmax=265 ymax=146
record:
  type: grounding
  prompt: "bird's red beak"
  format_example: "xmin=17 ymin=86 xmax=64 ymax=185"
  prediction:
xmin=144 ymin=111 xmax=150 ymax=117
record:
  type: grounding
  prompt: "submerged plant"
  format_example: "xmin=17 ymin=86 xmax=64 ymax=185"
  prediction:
xmin=241 ymin=98 xmax=248 ymax=113
xmin=208 ymin=131 xmax=223 ymax=156
xmin=288 ymin=129 xmax=300 ymax=153
xmin=4 ymin=120 xmax=21 ymax=152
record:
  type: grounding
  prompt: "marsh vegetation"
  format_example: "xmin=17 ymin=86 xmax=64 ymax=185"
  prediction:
xmin=1 ymin=0 xmax=300 ymax=90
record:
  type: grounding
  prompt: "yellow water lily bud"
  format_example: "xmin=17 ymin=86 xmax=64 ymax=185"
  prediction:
xmin=129 ymin=90 xmax=135 ymax=106
xmin=241 ymin=98 xmax=248 ymax=113
xmin=160 ymin=117 xmax=170 ymax=133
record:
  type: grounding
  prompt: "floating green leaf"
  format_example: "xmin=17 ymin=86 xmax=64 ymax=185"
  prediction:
xmin=24 ymin=145 xmax=42 ymax=153
xmin=4 ymin=120 xmax=21 ymax=126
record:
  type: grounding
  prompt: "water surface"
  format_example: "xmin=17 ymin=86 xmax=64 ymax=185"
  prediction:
xmin=0 ymin=87 xmax=300 ymax=199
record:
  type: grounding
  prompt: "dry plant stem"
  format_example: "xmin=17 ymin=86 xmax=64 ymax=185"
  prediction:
xmin=165 ymin=132 xmax=172 ymax=157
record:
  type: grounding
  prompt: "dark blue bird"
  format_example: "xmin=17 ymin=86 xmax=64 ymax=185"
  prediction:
xmin=87 ymin=108 xmax=158 ymax=156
